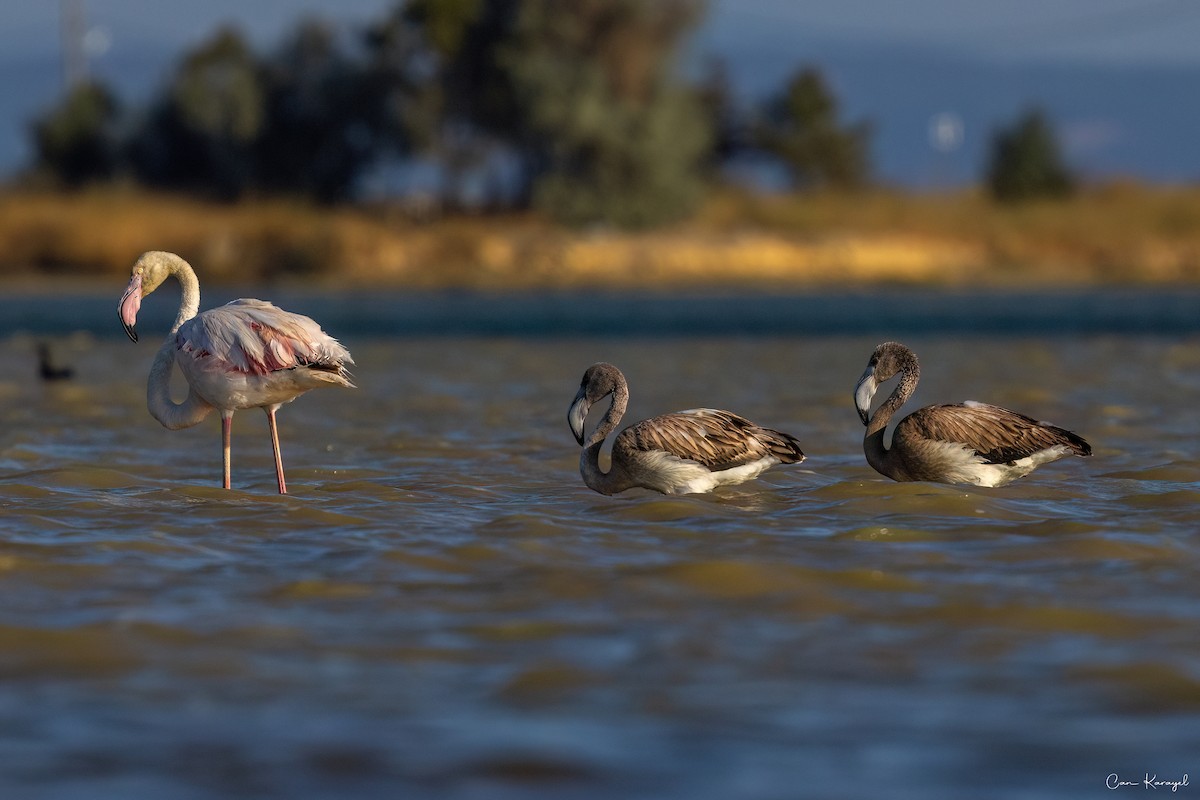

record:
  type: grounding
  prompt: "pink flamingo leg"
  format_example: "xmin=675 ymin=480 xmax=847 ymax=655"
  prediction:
xmin=266 ymin=405 xmax=287 ymax=494
xmin=221 ymin=410 xmax=234 ymax=489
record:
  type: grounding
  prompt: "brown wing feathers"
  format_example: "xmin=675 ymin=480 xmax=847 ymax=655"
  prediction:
xmin=621 ymin=410 xmax=805 ymax=469
xmin=903 ymin=403 xmax=1092 ymax=464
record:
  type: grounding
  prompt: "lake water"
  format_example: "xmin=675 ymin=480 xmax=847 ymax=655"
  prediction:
xmin=1 ymin=289 xmax=1198 ymax=799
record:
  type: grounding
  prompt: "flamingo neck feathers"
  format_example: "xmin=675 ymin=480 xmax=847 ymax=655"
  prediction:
xmin=865 ymin=354 xmax=920 ymax=480
xmin=579 ymin=380 xmax=634 ymax=496
xmin=147 ymin=256 xmax=213 ymax=430
xmin=167 ymin=257 xmax=201 ymax=335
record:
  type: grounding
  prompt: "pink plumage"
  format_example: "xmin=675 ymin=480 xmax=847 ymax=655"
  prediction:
xmin=176 ymin=299 xmax=351 ymax=378
xmin=119 ymin=252 xmax=354 ymax=494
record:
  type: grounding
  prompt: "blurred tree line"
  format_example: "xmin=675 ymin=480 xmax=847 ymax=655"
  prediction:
xmin=28 ymin=0 xmax=1073 ymax=227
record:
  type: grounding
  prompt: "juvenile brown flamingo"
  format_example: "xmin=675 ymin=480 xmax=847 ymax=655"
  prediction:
xmin=854 ymin=341 xmax=1091 ymax=487
xmin=568 ymin=362 xmax=805 ymax=495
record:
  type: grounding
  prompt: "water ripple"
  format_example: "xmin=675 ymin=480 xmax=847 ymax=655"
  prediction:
xmin=0 ymin=333 xmax=1197 ymax=799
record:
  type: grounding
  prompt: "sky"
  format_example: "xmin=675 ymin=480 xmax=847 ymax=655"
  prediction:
xmin=7 ymin=0 xmax=1200 ymax=65
xmin=3 ymin=0 xmax=1200 ymax=185
xmin=706 ymin=0 xmax=1200 ymax=67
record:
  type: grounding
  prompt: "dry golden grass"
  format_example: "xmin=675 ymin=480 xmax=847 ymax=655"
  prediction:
xmin=697 ymin=185 xmax=1200 ymax=282
xmin=2 ymin=183 xmax=1199 ymax=287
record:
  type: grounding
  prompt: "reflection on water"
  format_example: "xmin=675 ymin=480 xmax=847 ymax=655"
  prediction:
xmin=0 ymin=321 xmax=1198 ymax=799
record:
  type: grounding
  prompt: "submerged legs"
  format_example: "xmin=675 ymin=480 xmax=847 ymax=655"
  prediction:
xmin=221 ymin=410 xmax=233 ymax=490
xmin=266 ymin=405 xmax=287 ymax=495
xmin=219 ymin=406 xmax=289 ymax=493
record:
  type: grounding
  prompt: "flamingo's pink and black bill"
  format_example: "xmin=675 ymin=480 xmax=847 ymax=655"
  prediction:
xmin=118 ymin=273 xmax=142 ymax=343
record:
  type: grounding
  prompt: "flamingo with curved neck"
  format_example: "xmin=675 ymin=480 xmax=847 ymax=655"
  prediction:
xmin=118 ymin=251 xmax=354 ymax=493
xmin=854 ymin=341 xmax=1091 ymax=486
xmin=568 ymin=362 xmax=805 ymax=495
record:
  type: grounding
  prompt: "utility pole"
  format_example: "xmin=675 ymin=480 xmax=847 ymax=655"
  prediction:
xmin=60 ymin=0 xmax=88 ymax=89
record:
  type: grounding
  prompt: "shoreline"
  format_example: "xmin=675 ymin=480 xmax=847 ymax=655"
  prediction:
xmin=5 ymin=286 xmax=1198 ymax=340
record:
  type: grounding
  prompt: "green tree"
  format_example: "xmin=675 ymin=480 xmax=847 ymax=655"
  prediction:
xmin=130 ymin=27 xmax=265 ymax=199
xmin=362 ymin=4 xmax=443 ymax=157
xmin=501 ymin=0 xmax=711 ymax=227
xmin=403 ymin=0 xmax=521 ymax=132
xmin=30 ymin=80 xmax=122 ymax=187
xmin=985 ymin=107 xmax=1075 ymax=202
xmin=256 ymin=19 xmax=382 ymax=203
xmin=696 ymin=57 xmax=741 ymax=175
xmin=757 ymin=67 xmax=871 ymax=190
xmin=364 ymin=0 xmax=523 ymax=208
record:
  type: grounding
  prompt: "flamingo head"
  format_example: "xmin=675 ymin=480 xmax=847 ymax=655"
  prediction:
xmin=118 ymin=251 xmax=178 ymax=343
xmin=568 ymin=362 xmax=623 ymax=446
xmin=855 ymin=342 xmax=918 ymax=425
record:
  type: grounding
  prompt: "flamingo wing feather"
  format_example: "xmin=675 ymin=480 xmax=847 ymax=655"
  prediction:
xmin=900 ymin=402 xmax=1091 ymax=464
xmin=619 ymin=409 xmax=804 ymax=470
xmin=177 ymin=299 xmax=353 ymax=376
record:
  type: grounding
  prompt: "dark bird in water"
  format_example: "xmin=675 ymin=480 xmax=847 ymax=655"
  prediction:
xmin=568 ymin=362 xmax=806 ymax=495
xmin=37 ymin=343 xmax=74 ymax=382
xmin=854 ymin=341 xmax=1091 ymax=487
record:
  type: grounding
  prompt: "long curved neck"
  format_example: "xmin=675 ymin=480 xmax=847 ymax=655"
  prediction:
xmin=580 ymin=380 xmax=634 ymax=496
xmin=865 ymin=359 xmax=919 ymax=478
xmin=146 ymin=257 xmax=212 ymax=430
xmin=167 ymin=257 xmax=201 ymax=335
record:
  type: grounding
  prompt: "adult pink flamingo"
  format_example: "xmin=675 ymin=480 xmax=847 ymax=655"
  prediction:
xmin=118 ymin=251 xmax=355 ymax=493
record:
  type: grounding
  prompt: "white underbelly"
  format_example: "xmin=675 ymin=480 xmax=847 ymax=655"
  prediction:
xmin=177 ymin=355 xmax=310 ymax=410
xmin=633 ymin=452 xmax=779 ymax=494
xmin=926 ymin=442 xmax=1076 ymax=487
